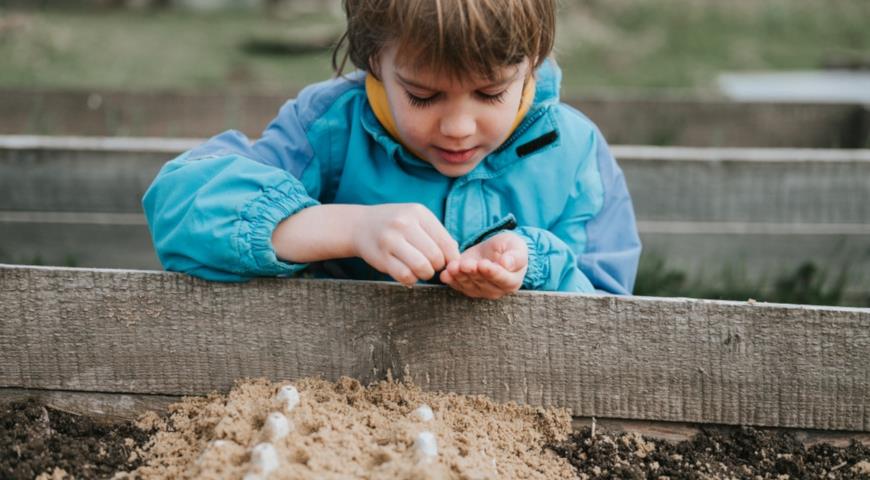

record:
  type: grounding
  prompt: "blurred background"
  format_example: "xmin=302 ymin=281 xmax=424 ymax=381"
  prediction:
xmin=1 ymin=0 xmax=868 ymax=306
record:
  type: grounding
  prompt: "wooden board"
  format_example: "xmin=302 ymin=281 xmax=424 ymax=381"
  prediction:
xmin=571 ymin=417 xmax=870 ymax=448
xmin=2 ymin=138 xmax=869 ymax=301
xmin=0 ymin=388 xmax=178 ymax=423
xmin=2 ymin=89 xmax=866 ymax=147
xmin=1 ymin=265 xmax=868 ymax=431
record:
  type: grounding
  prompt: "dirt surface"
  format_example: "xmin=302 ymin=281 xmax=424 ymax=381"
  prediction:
xmin=120 ymin=376 xmax=576 ymax=479
xmin=550 ymin=425 xmax=870 ymax=480
xmin=3 ymin=384 xmax=870 ymax=479
xmin=0 ymin=398 xmax=150 ymax=479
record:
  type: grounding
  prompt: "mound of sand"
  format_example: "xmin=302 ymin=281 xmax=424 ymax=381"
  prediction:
xmin=119 ymin=376 xmax=576 ymax=479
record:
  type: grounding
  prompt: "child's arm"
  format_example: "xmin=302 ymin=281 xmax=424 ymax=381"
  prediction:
xmin=143 ymin=82 xmax=344 ymax=281
xmin=272 ymin=203 xmax=459 ymax=286
xmin=143 ymin=80 xmax=459 ymax=283
xmin=142 ymin=148 xmax=318 ymax=281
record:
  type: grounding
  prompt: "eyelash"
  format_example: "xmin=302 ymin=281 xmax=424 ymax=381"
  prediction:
xmin=405 ymin=91 xmax=506 ymax=108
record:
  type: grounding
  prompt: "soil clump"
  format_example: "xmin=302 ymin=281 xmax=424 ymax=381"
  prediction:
xmin=0 ymin=398 xmax=150 ymax=479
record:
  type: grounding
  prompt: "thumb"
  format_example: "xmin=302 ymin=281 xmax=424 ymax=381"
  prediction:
xmin=500 ymin=254 xmax=516 ymax=271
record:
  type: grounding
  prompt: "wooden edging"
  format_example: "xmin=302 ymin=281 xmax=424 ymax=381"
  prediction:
xmin=1 ymin=264 xmax=869 ymax=432
xmin=2 ymin=388 xmax=867 ymax=447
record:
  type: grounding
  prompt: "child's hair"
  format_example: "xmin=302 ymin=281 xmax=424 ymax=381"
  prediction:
xmin=332 ymin=0 xmax=556 ymax=81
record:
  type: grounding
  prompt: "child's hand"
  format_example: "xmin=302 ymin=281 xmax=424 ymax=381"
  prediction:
xmin=353 ymin=204 xmax=460 ymax=286
xmin=439 ymin=232 xmax=528 ymax=299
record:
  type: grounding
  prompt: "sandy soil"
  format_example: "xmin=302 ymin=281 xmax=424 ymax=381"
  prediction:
xmin=118 ymin=376 xmax=576 ymax=480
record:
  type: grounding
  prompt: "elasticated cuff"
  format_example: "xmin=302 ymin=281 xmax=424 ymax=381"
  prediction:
xmin=514 ymin=228 xmax=548 ymax=290
xmin=237 ymin=179 xmax=320 ymax=276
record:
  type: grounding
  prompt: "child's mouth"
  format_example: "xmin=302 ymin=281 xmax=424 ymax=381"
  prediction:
xmin=434 ymin=146 xmax=478 ymax=164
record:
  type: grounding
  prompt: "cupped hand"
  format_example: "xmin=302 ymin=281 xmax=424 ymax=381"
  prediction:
xmin=353 ymin=203 xmax=460 ymax=286
xmin=439 ymin=232 xmax=528 ymax=299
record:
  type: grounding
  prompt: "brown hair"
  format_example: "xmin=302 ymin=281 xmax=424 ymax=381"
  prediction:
xmin=332 ymin=0 xmax=556 ymax=81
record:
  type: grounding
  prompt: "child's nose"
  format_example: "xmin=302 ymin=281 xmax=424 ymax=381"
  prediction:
xmin=439 ymin=110 xmax=476 ymax=140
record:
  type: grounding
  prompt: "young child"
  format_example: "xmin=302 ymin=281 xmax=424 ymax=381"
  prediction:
xmin=143 ymin=0 xmax=641 ymax=299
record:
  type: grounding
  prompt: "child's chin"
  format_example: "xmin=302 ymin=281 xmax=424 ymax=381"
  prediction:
xmin=427 ymin=156 xmax=484 ymax=178
xmin=434 ymin=162 xmax=478 ymax=178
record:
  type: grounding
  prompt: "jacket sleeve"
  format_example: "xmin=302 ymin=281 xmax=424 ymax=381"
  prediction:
xmin=142 ymin=90 xmax=335 ymax=282
xmin=515 ymin=129 xmax=641 ymax=294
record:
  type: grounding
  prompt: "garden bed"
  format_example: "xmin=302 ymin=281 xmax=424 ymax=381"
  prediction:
xmin=1 ymin=265 xmax=869 ymax=477
xmin=3 ymin=378 xmax=869 ymax=479
xmin=0 ymin=398 xmax=150 ymax=479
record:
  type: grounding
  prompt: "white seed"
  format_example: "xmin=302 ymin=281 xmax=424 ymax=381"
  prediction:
xmin=275 ymin=385 xmax=300 ymax=412
xmin=411 ymin=404 xmax=434 ymax=422
xmin=414 ymin=431 xmax=438 ymax=461
xmin=263 ymin=412 xmax=292 ymax=442
xmin=249 ymin=442 xmax=279 ymax=475
xmin=243 ymin=474 xmax=264 ymax=480
xmin=209 ymin=439 xmax=238 ymax=448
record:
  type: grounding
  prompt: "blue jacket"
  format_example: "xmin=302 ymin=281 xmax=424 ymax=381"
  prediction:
xmin=143 ymin=60 xmax=641 ymax=294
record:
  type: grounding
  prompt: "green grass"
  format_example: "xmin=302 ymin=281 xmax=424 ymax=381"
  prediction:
xmin=1 ymin=1 xmax=869 ymax=95
xmin=554 ymin=0 xmax=870 ymax=93
xmin=0 ymin=7 xmax=339 ymax=92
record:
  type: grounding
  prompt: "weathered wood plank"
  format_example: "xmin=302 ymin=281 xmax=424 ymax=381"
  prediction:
xmin=0 ymin=222 xmax=159 ymax=269
xmin=1 ymin=265 xmax=868 ymax=431
xmin=0 ymin=136 xmax=178 ymax=213
xmin=2 ymin=137 xmax=868 ymax=302
xmin=2 ymin=88 xmax=866 ymax=147
xmin=571 ymin=417 xmax=870 ymax=448
xmin=3 ymin=136 xmax=869 ymax=223
xmin=0 ymin=388 xmax=178 ymax=423
xmin=621 ymin=147 xmax=870 ymax=225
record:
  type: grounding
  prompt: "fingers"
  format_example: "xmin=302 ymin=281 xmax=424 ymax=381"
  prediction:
xmin=442 ymin=259 xmax=479 ymax=296
xmin=483 ymin=233 xmax=528 ymax=273
xmin=478 ymin=259 xmax=519 ymax=290
xmin=404 ymin=224 xmax=448 ymax=273
xmin=419 ymin=214 xmax=460 ymax=264
xmin=389 ymin=238 xmax=437 ymax=282
xmin=455 ymin=258 xmax=481 ymax=293
xmin=383 ymin=254 xmax=417 ymax=286
xmin=442 ymin=258 xmax=520 ymax=299
xmin=388 ymin=205 xmax=458 ymax=277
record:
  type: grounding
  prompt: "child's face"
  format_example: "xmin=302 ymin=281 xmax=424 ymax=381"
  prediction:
xmin=376 ymin=44 xmax=531 ymax=178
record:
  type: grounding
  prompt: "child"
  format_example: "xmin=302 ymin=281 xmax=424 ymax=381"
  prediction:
xmin=143 ymin=0 xmax=641 ymax=299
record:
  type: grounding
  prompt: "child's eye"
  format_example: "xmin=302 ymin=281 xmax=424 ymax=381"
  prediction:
xmin=406 ymin=91 xmax=439 ymax=108
xmin=476 ymin=91 xmax=506 ymax=104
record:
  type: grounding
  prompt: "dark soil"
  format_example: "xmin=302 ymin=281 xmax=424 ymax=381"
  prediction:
xmin=0 ymin=398 xmax=151 ymax=480
xmin=3 ymin=396 xmax=870 ymax=479
xmin=550 ymin=426 xmax=870 ymax=479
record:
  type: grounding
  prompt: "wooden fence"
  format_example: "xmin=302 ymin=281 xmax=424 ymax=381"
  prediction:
xmin=3 ymin=88 xmax=868 ymax=148
xmin=2 ymin=135 xmax=869 ymax=302
xmin=1 ymin=264 xmax=868 ymax=433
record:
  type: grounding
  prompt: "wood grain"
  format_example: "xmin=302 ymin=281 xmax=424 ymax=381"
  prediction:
xmin=1 ymin=264 xmax=869 ymax=431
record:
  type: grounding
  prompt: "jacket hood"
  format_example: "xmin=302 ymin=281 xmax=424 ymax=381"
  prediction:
xmin=533 ymin=58 xmax=562 ymax=105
